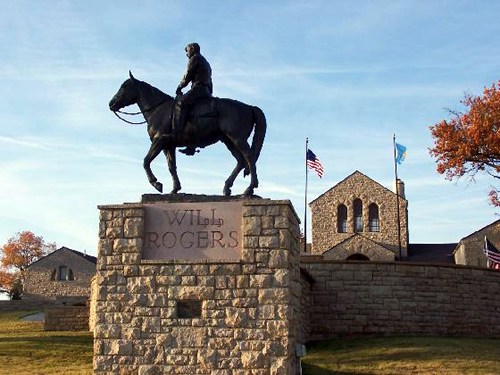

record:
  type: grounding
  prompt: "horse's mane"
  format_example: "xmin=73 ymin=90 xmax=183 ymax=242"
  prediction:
xmin=137 ymin=79 xmax=173 ymax=102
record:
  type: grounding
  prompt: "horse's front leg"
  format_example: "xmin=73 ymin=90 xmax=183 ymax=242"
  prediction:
xmin=164 ymin=147 xmax=181 ymax=194
xmin=144 ymin=136 xmax=166 ymax=193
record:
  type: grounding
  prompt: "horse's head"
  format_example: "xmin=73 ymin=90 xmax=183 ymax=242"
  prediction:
xmin=109 ymin=71 xmax=140 ymax=112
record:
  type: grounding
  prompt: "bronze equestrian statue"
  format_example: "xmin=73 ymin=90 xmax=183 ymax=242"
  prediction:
xmin=109 ymin=70 xmax=266 ymax=196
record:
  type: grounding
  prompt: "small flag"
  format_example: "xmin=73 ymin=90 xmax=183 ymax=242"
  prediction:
xmin=395 ymin=143 xmax=407 ymax=164
xmin=483 ymin=236 xmax=500 ymax=270
xmin=307 ymin=149 xmax=324 ymax=178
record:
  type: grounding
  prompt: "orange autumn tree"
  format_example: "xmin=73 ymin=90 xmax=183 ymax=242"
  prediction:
xmin=0 ymin=231 xmax=56 ymax=299
xmin=429 ymin=80 xmax=500 ymax=206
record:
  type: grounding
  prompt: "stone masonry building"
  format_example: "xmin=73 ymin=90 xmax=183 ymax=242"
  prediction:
xmin=310 ymin=170 xmax=408 ymax=260
xmin=24 ymin=246 xmax=96 ymax=303
xmin=454 ymin=219 xmax=500 ymax=267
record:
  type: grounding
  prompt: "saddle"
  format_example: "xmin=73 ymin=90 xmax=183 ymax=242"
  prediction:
xmin=188 ymin=97 xmax=218 ymax=119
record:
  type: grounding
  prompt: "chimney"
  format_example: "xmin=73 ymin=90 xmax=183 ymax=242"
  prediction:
xmin=393 ymin=179 xmax=405 ymax=199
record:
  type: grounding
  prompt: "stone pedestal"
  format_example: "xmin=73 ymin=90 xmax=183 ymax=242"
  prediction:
xmin=93 ymin=195 xmax=301 ymax=375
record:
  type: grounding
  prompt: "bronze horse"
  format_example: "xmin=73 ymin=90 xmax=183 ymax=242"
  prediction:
xmin=109 ymin=72 xmax=266 ymax=196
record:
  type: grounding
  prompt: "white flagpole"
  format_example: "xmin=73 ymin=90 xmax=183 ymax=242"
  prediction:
xmin=393 ymin=134 xmax=402 ymax=260
xmin=485 ymin=236 xmax=490 ymax=268
xmin=304 ymin=138 xmax=309 ymax=253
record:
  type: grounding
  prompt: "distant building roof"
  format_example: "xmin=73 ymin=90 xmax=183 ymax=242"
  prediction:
xmin=407 ymin=243 xmax=457 ymax=264
xmin=67 ymin=247 xmax=97 ymax=264
xmin=26 ymin=246 xmax=96 ymax=268
xmin=455 ymin=219 xmax=500 ymax=245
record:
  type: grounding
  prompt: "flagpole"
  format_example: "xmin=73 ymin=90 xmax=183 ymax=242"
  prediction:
xmin=304 ymin=138 xmax=309 ymax=253
xmin=485 ymin=236 xmax=490 ymax=268
xmin=393 ymin=134 xmax=402 ymax=260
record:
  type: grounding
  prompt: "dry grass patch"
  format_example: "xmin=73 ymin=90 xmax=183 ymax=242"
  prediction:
xmin=302 ymin=336 xmax=500 ymax=374
xmin=0 ymin=310 xmax=93 ymax=375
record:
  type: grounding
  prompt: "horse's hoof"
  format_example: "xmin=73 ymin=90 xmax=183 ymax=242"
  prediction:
xmin=154 ymin=182 xmax=163 ymax=193
xmin=223 ymin=187 xmax=231 ymax=196
xmin=243 ymin=187 xmax=254 ymax=196
xmin=170 ymin=184 xmax=181 ymax=194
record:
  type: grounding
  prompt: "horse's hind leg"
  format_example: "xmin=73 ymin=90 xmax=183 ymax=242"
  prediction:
xmin=144 ymin=136 xmax=166 ymax=193
xmin=230 ymin=138 xmax=258 ymax=196
xmin=222 ymin=140 xmax=246 ymax=196
xmin=163 ymin=147 xmax=181 ymax=194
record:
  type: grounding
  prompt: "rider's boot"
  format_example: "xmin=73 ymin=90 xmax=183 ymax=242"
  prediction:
xmin=176 ymin=108 xmax=197 ymax=156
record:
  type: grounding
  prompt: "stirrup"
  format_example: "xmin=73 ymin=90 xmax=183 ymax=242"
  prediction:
xmin=179 ymin=147 xmax=198 ymax=156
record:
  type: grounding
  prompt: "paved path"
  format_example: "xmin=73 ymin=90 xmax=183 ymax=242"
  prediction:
xmin=21 ymin=312 xmax=45 ymax=321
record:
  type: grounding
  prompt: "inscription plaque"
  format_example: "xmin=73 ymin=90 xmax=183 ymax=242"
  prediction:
xmin=143 ymin=201 xmax=243 ymax=260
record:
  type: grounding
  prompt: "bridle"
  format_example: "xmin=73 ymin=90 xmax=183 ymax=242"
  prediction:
xmin=113 ymin=98 xmax=169 ymax=125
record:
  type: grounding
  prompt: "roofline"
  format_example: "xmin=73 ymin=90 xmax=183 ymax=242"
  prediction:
xmin=309 ymin=170 xmax=407 ymax=206
xmin=457 ymin=218 xmax=500 ymax=242
xmin=325 ymin=233 xmax=393 ymax=253
xmin=25 ymin=246 xmax=97 ymax=268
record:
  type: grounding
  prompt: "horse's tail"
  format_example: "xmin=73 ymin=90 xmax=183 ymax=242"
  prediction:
xmin=251 ymin=106 xmax=267 ymax=163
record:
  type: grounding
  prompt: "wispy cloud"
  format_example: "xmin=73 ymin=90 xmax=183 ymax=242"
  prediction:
xmin=0 ymin=135 xmax=53 ymax=150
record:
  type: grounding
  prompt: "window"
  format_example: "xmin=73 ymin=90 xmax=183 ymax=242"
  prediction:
xmin=58 ymin=266 xmax=74 ymax=281
xmin=353 ymin=199 xmax=363 ymax=232
xmin=369 ymin=203 xmax=380 ymax=232
xmin=59 ymin=266 xmax=68 ymax=280
xmin=337 ymin=204 xmax=348 ymax=233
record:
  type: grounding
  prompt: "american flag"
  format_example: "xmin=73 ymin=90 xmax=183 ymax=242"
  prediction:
xmin=307 ymin=149 xmax=324 ymax=178
xmin=483 ymin=236 xmax=500 ymax=270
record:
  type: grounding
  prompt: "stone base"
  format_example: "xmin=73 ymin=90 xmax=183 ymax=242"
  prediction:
xmin=93 ymin=196 xmax=301 ymax=374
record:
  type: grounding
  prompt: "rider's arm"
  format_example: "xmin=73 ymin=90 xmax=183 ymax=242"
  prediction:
xmin=177 ymin=56 xmax=198 ymax=93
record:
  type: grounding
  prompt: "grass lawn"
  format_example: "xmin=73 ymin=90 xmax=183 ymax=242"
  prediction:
xmin=302 ymin=336 xmax=500 ymax=374
xmin=0 ymin=310 xmax=93 ymax=375
xmin=1 ymin=311 xmax=500 ymax=374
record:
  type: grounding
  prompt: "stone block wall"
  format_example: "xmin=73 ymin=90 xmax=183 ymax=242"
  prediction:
xmin=93 ymin=197 xmax=301 ymax=374
xmin=301 ymin=259 xmax=500 ymax=340
xmin=44 ymin=306 xmax=90 ymax=331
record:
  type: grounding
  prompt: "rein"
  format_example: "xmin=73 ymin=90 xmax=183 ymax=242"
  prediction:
xmin=113 ymin=98 xmax=169 ymax=125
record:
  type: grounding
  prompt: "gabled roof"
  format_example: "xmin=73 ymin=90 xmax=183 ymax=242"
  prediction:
xmin=326 ymin=232 xmax=391 ymax=252
xmin=457 ymin=219 xmax=500 ymax=242
xmin=26 ymin=246 xmax=97 ymax=269
xmin=323 ymin=233 xmax=395 ymax=258
xmin=309 ymin=170 xmax=406 ymax=206
xmin=407 ymin=243 xmax=456 ymax=264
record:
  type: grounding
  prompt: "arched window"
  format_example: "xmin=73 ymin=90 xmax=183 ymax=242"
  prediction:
xmin=337 ymin=204 xmax=348 ymax=233
xmin=58 ymin=266 xmax=74 ymax=281
xmin=369 ymin=203 xmax=380 ymax=232
xmin=347 ymin=254 xmax=370 ymax=261
xmin=353 ymin=199 xmax=363 ymax=232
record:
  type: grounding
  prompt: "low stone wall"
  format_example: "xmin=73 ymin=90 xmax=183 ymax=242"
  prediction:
xmin=44 ymin=305 xmax=90 ymax=331
xmin=0 ymin=297 xmax=86 ymax=312
xmin=44 ymin=306 xmax=90 ymax=331
xmin=0 ymin=300 xmax=47 ymax=312
xmin=301 ymin=259 xmax=500 ymax=340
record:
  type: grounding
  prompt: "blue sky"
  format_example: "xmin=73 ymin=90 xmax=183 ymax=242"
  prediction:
xmin=1 ymin=0 xmax=499 ymax=256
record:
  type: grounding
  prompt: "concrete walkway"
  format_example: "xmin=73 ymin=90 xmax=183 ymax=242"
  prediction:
xmin=21 ymin=312 xmax=45 ymax=321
